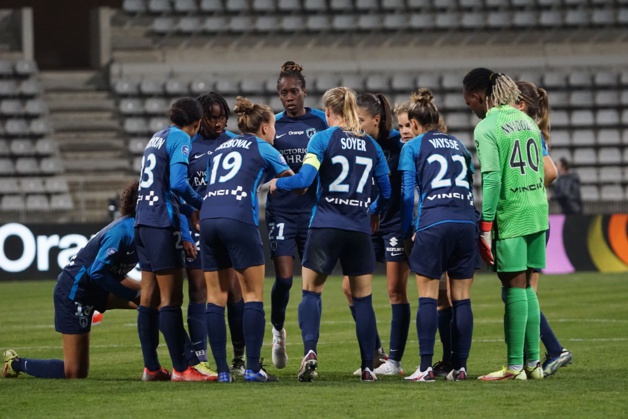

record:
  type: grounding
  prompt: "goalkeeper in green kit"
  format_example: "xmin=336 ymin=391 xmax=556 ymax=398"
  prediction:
xmin=462 ymin=68 xmax=549 ymax=380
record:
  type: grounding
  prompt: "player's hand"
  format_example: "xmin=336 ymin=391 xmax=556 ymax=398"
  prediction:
xmin=403 ymin=233 xmax=415 ymax=258
xmin=190 ymin=210 xmax=200 ymax=232
xmin=479 ymin=220 xmax=494 ymax=266
xmin=268 ymin=178 xmax=278 ymax=195
xmin=370 ymin=214 xmax=380 ymax=234
xmin=183 ymin=240 xmax=197 ymax=260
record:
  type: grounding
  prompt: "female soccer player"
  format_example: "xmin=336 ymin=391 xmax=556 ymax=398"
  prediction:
xmin=186 ymin=91 xmax=247 ymax=375
xmin=395 ymin=100 xmax=414 ymax=143
xmin=463 ymin=68 xmax=548 ymax=380
xmin=341 ymin=92 xmax=410 ymax=377
xmin=201 ymin=97 xmax=293 ymax=383
xmin=135 ymin=97 xmax=212 ymax=382
xmin=399 ymin=89 xmax=477 ymax=382
xmin=3 ymin=182 xmax=142 ymax=379
xmin=266 ymin=61 xmax=328 ymax=369
xmin=514 ymin=80 xmax=572 ymax=376
xmin=269 ymin=87 xmax=392 ymax=382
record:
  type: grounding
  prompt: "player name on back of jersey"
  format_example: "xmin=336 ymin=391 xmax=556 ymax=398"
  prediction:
xmin=341 ymin=137 xmax=367 ymax=151
xmin=428 ymin=137 xmax=460 ymax=150
xmin=215 ymin=138 xmax=252 ymax=150
xmin=146 ymin=136 xmax=166 ymax=150
xmin=500 ymin=119 xmax=537 ymax=134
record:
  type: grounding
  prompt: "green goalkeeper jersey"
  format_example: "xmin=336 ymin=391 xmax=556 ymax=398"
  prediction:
xmin=474 ymin=105 xmax=549 ymax=239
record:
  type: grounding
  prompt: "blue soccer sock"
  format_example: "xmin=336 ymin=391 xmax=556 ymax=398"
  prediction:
xmin=271 ymin=277 xmax=293 ymax=332
xmin=389 ymin=303 xmax=411 ymax=362
xmin=243 ymin=301 xmax=265 ymax=373
xmin=137 ymin=305 xmax=161 ymax=371
xmin=227 ymin=298 xmax=245 ymax=357
xmin=205 ymin=303 xmax=229 ymax=374
xmin=299 ymin=290 xmax=322 ymax=355
xmin=350 ymin=304 xmax=382 ymax=352
xmin=438 ymin=307 xmax=454 ymax=364
xmin=158 ymin=305 xmax=189 ymax=373
xmin=540 ymin=311 xmax=563 ymax=358
xmin=417 ymin=297 xmax=438 ymax=371
xmin=452 ymin=299 xmax=473 ymax=370
xmin=353 ymin=294 xmax=377 ymax=371
xmin=187 ymin=302 xmax=208 ymax=362
xmin=15 ymin=358 xmax=65 ymax=379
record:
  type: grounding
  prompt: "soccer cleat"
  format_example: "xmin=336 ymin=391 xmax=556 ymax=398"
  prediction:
xmin=142 ymin=367 xmax=171 ymax=381
xmin=2 ymin=349 xmax=19 ymax=378
xmin=193 ymin=362 xmax=218 ymax=381
xmin=446 ymin=368 xmax=467 ymax=381
xmin=525 ymin=362 xmax=544 ymax=380
xmin=373 ymin=359 xmax=404 ymax=376
xmin=374 ymin=347 xmax=388 ymax=369
xmin=361 ymin=368 xmax=377 ymax=382
xmin=478 ymin=367 xmax=527 ymax=381
xmin=432 ymin=360 xmax=454 ymax=378
xmin=297 ymin=350 xmax=318 ymax=382
xmin=218 ymin=372 xmax=235 ymax=383
xmin=542 ymin=349 xmax=573 ymax=377
xmin=244 ymin=368 xmax=278 ymax=382
xmin=405 ymin=366 xmax=435 ymax=382
xmin=230 ymin=356 xmax=245 ymax=376
xmin=171 ymin=366 xmax=214 ymax=382
xmin=271 ymin=328 xmax=288 ymax=369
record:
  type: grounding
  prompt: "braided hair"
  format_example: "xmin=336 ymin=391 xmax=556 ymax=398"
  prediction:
xmin=277 ymin=61 xmax=306 ymax=90
xmin=463 ymin=68 xmax=520 ymax=110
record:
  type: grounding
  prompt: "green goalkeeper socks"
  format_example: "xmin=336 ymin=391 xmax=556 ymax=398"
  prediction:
xmin=505 ymin=287 xmax=528 ymax=367
xmin=524 ymin=286 xmax=541 ymax=363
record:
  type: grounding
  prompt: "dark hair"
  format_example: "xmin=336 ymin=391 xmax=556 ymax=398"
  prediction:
xmin=234 ymin=96 xmax=274 ymax=134
xmin=408 ymin=88 xmax=444 ymax=132
xmin=357 ymin=92 xmax=392 ymax=142
xmin=516 ymin=81 xmax=551 ymax=147
xmin=168 ymin=97 xmax=203 ymax=127
xmin=197 ymin=91 xmax=230 ymax=120
xmin=559 ymin=157 xmax=570 ymax=171
xmin=277 ymin=61 xmax=306 ymax=90
xmin=120 ymin=181 xmax=139 ymax=217
xmin=463 ymin=67 xmax=520 ymax=107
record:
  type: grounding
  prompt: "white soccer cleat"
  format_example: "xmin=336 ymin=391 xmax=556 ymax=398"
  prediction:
xmin=271 ymin=328 xmax=288 ymax=369
xmin=373 ymin=359 xmax=404 ymax=376
xmin=405 ymin=366 xmax=435 ymax=382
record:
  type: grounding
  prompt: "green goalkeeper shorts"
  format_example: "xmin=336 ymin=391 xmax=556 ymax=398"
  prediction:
xmin=494 ymin=230 xmax=547 ymax=273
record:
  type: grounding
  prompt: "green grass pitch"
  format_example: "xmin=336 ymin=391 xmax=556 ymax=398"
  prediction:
xmin=1 ymin=273 xmax=627 ymax=418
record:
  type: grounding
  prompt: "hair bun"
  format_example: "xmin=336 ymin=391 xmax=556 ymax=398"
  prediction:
xmin=234 ymin=96 xmax=253 ymax=116
xmin=411 ymin=88 xmax=434 ymax=105
xmin=280 ymin=61 xmax=303 ymax=73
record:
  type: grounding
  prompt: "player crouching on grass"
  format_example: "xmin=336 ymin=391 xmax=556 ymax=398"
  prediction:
xmin=3 ymin=182 xmax=143 ymax=379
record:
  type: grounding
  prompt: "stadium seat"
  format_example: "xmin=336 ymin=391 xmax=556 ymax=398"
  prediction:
xmin=340 ymin=74 xmax=364 ymax=91
xmin=0 ymin=178 xmax=19 ymax=194
xmin=122 ymin=0 xmax=146 ymax=13
xmin=0 ymin=99 xmax=22 ymax=116
xmin=164 ymin=78 xmax=188 ymax=95
xmin=255 ymin=15 xmax=280 ymax=32
xmin=597 ymin=129 xmax=621 ymax=146
xmin=365 ymin=75 xmax=390 ymax=92
xmin=416 ymin=73 xmax=440 ymax=91
xmin=409 ymin=13 xmax=435 ymax=30
xmin=443 ymin=92 xmax=463 ymax=110
xmin=124 ymin=118 xmax=149 ymax=134
xmin=592 ymin=9 xmax=615 ymax=25
xmin=381 ymin=0 xmax=405 ymax=10
xmin=14 ymin=60 xmax=38 ymax=77
xmin=356 ymin=0 xmax=379 ymax=10
xmin=269 ymin=96 xmax=283 ymax=112
xmin=226 ymin=0 xmax=249 ymax=12
xmin=0 ymin=140 xmax=9 ymax=156
xmin=450 ymin=130 xmax=472 ymax=149
xmin=140 ymin=79 xmax=164 ymax=95
xmin=0 ymin=80 xmax=17 ymax=97
xmin=550 ymin=147 xmax=571 ymax=163
xmin=214 ymin=79 xmax=240 ymax=95
xmin=24 ymin=99 xmax=47 ymax=116
xmin=26 ymin=194 xmax=50 ymax=211
xmin=565 ymin=10 xmax=589 ymax=26
xmin=44 ymin=177 xmax=70 ymax=193
xmin=551 ymin=110 xmax=569 ymax=127
xmin=1 ymin=195 xmax=25 ymax=211
xmin=303 ymin=0 xmax=327 ymax=11
xmin=593 ymin=70 xmax=618 ymax=87
xmin=571 ymin=129 xmax=594 ymax=146
xmin=516 ymin=70 xmax=542 ymax=86
xmin=178 ymin=17 xmax=202 ymax=33
xmin=512 ymin=11 xmax=537 ymax=27
xmin=383 ymin=14 xmax=407 ymax=30
xmin=599 ymin=166 xmax=622 ymax=184
xmin=19 ymin=80 xmax=42 ymax=97
xmin=599 ymin=147 xmax=621 ymax=165
xmin=486 ymin=11 xmax=510 ymax=28
xmin=580 ymin=185 xmax=599 ymax=201
xmin=119 ymin=98 xmax=144 ymax=115
xmin=573 ymin=148 xmax=597 ymax=165
xmin=132 ymin=156 xmax=143 ymax=172
xmin=407 ymin=0 xmax=431 ymax=9
xmin=174 ymin=0 xmax=199 ymax=13
xmin=10 ymin=139 xmax=35 ymax=156
xmin=596 ymin=109 xmax=619 ymax=126
xmin=435 ymin=12 xmax=460 ymax=29
xmin=144 ymin=97 xmax=168 ymax=115
xmin=50 ymin=194 xmax=74 ymax=210
xmin=332 ymin=15 xmax=357 ymax=30
xmin=5 ymin=119 xmax=29 ymax=136
xmin=600 ymin=185 xmax=623 ymax=201
xmin=358 ymin=15 xmax=382 ymax=30
xmin=148 ymin=0 xmax=172 ymax=13
xmin=203 ymin=16 xmax=228 ymax=33
xmin=190 ymin=79 xmax=214 ymax=95
xmin=129 ymin=137 xmax=148 ymax=154
xmin=277 ymin=0 xmax=301 ymax=12
xmin=441 ymin=73 xmax=462 ymax=91
xmin=0 ymin=158 xmax=15 ymax=175
xmin=594 ymin=91 xmax=618 ymax=107
xmin=0 ymin=60 xmax=12 ymax=77
xmin=577 ymin=167 xmax=598 ymax=184
xmin=19 ymin=177 xmax=45 ymax=194
xmin=15 ymin=157 xmax=40 ymax=174
xmin=330 ymin=0 xmax=353 ymax=11
xmin=570 ymin=110 xmax=594 ymax=127
xmin=447 ymin=112 xmax=472 ymax=130
xmin=543 ymin=71 xmax=567 ymax=89
xmin=568 ymin=70 xmax=592 ymax=88
xmin=40 ymin=157 xmax=64 ymax=174
xmin=240 ymin=79 xmax=265 ymax=95
xmin=148 ymin=117 xmax=168 ymax=132
xmin=199 ymin=0 xmax=224 ymax=13
xmin=113 ymin=79 xmax=139 ymax=96
xmin=314 ymin=75 xmax=340 ymax=94
xmin=550 ymin=130 xmax=570 ymax=147
xmin=229 ymin=16 xmax=254 ymax=33
xmin=391 ymin=74 xmax=416 ymax=92
xmin=539 ymin=10 xmax=562 ymax=27
xmin=461 ymin=12 xmax=485 ymax=28
xmin=30 ymin=119 xmax=52 ymax=136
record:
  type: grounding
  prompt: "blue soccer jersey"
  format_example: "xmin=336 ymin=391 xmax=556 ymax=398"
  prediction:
xmin=399 ymin=130 xmax=476 ymax=236
xmin=135 ymin=126 xmax=194 ymax=229
xmin=277 ymin=126 xmax=391 ymax=235
xmin=265 ymin=108 xmax=328 ymax=215
xmin=199 ymin=134 xmax=290 ymax=226
xmin=188 ymin=130 xmax=239 ymax=194
xmin=372 ymin=129 xmax=404 ymax=233
xmin=57 ymin=216 xmax=139 ymax=306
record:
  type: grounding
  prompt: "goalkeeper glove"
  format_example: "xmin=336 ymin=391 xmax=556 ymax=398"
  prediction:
xmin=479 ymin=220 xmax=494 ymax=266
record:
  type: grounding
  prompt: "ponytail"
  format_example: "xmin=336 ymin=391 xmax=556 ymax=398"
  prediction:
xmin=323 ymin=87 xmax=362 ymax=136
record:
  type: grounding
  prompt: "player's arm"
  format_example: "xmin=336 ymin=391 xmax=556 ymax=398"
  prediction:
xmin=88 ymin=234 xmax=140 ymax=301
xmin=369 ymin=144 xmax=391 ymax=215
xmin=541 ymin=137 xmax=557 ymax=187
xmin=170 ymin=163 xmax=203 ymax=209
xmin=179 ymin=214 xmax=197 ymax=259
xmin=398 ymin=143 xmax=417 ymax=239
xmin=274 ymin=132 xmax=326 ymax=191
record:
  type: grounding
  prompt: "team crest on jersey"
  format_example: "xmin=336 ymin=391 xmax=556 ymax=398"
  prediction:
xmin=306 ymin=128 xmax=317 ymax=139
xmin=181 ymin=145 xmax=190 ymax=156
xmin=106 ymin=247 xmax=117 ymax=256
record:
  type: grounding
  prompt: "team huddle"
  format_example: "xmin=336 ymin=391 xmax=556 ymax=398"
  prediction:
xmin=3 ymin=62 xmax=573 ymax=383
